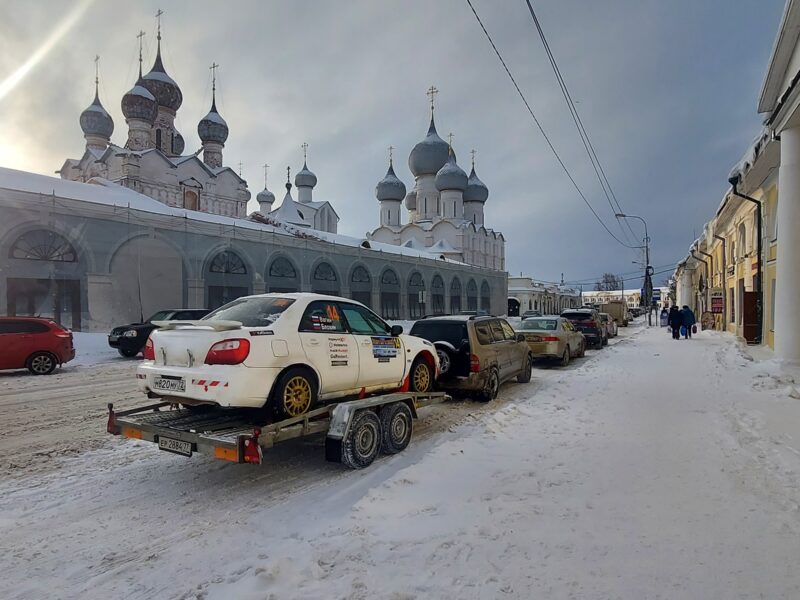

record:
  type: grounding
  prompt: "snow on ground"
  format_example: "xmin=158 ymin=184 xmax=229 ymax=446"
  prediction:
xmin=70 ymin=332 xmax=126 ymax=367
xmin=2 ymin=323 xmax=800 ymax=598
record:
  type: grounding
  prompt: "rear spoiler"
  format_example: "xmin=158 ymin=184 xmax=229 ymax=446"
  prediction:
xmin=152 ymin=319 xmax=243 ymax=331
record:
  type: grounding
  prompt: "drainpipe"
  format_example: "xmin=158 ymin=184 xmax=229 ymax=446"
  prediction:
xmin=728 ymin=175 xmax=763 ymax=344
xmin=690 ymin=249 xmax=709 ymax=314
xmin=696 ymin=247 xmax=714 ymax=313
xmin=714 ymin=234 xmax=727 ymax=323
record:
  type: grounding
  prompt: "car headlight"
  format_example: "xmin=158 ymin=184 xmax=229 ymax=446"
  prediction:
xmin=123 ymin=330 xmax=139 ymax=337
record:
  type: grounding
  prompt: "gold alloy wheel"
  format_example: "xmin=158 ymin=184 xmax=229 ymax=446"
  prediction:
xmin=283 ymin=375 xmax=312 ymax=417
xmin=413 ymin=362 xmax=431 ymax=392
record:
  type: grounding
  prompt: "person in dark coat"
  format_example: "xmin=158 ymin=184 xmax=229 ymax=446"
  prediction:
xmin=668 ymin=306 xmax=682 ymax=339
xmin=681 ymin=305 xmax=696 ymax=339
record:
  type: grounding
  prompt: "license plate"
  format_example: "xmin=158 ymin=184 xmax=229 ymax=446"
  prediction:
xmin=153 ymin=376 xmax=186 ymax=392
xmin=158 ymin=436 xmax=192 ymax=456
xmin=109 ymin=336 xmax=119 ymax=342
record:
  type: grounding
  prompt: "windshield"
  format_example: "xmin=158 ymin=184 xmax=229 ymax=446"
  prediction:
xmin=146 ymin=310 xmax=174 ymax=322
xmin=202 ymin=297 xmax=295 ymax=327
xmin=521 ymin=319 xmax=558 ymax=331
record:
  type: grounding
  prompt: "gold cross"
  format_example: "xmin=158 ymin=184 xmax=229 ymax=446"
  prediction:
xmin=427 ymin=85 xmax=438 ymax=112
xmin=301 ymin=142 xmax=308 ymax=162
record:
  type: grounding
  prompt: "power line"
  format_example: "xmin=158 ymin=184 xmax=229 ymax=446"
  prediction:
xmin=464 ymin=0 xmax=641 ymax=250
xmin=523 ymin=0 xmax=639 ymax=246
xmin=530 ymin=262 xmax=676 ymax=288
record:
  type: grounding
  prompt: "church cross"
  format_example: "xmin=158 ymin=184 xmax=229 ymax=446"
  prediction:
xmin=447 ymin=132 xmax=454 ymax=149
xmin=301 ymin=142 xmax=308 ymax=162
xmin=94 ymin=55 xmax=100 ymax=92
xmin=263 ymin=163 xmax=269 ymax=188
xmin=470 ymin=148 xmax=477 ymax=168
xmin=238 ymin=161 xmax=243 ymax=177
xmin=426 ymin=85 xmax=438 ymax=113
xmin=388 ymin=145 xmax=394 ymax=166
xmin=286 ymin=166 xmax=291 ymax=184
xmin=136 ymin=31 xmax=145 ymax=75
xmin=155 ymin=9 xmax=163 ymax=40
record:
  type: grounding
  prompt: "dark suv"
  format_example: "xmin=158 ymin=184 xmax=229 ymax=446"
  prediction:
xmin=409 ymin=315 xmax=532 ymax=400
xmin=108 ymin=309 xmax=210 ymax=357
xmin=561 ymin=308 xmax=607 ymax=349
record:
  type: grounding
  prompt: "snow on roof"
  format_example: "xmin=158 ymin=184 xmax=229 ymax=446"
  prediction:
xmin=128 ymin=84 xmax=156 ymax=100
xmin=402 ymin=238 xmax=429 ymax=250
xmin=271 ymin=194 xmax=310 ymax=227
xmin=202 ymin=110 xmax=227 ymax=126
xmin=429 ymin=238 xmax=458 ymax=253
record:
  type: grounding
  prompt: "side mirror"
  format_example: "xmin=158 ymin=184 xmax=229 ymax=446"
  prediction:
xmin=390 ymin=325 xmax=403 ymax=336
xmin=516 ymin=333 xmax=526 ymax=343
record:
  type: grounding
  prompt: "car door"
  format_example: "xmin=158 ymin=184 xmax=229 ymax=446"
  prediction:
xmin=297 ymin=300 xmax=359 ymax=396
xmin=339 ymin=302 xmax=405 ymax=390
xmin=499 ymin=319 xmax=526 ymax=374
xmin=564 ymin=320 xmax=581 ymax=354
xmin=489 ymin=319 xmax=513 ymax=380
xmin=0 ymin=321 xmax=22 ymax=368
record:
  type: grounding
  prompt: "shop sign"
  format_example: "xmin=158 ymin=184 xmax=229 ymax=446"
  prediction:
xmin=710 ymin=288 xmax=724 ymax=314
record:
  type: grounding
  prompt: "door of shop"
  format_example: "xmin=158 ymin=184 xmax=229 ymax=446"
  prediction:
xmin=6 ymin=278 xmax=81 ymax=330
xmin=742 ymin=291 xmax=758 ymax=344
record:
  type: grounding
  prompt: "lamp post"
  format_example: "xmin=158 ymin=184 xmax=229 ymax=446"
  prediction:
xmin=616 ymin=213 xmax=652 ymax=324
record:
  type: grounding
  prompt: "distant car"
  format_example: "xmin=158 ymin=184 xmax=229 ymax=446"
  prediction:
xmin=515 ymin=316 xmax=586 ymax=366
xmin=108 ymin=309 xmax=210 ymax=357
xmin=561 ymin=308 xmax=607 ymax=349
xmin=599 ymin=313 xmax=618 ymax=338
xmin=520 ymin=310 xmax=542 ymax=320
xmin=0 ymin=317 xmax=75 ymax=375
xmin=409 ymin=315 xmax=532 ymax=401
xmin=137 ymin=294 xmax=438 ymax=417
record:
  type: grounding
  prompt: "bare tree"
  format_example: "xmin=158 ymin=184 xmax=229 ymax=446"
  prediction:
xmin=594 ymin=273 xmax=622 ymax=292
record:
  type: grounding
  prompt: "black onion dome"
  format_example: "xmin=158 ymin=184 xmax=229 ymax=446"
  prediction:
xmin=435 ymin=152 xmax=467 ymax=191
xmin=408 ymin=116 xmax=452 ymax=177
xmin=464 ymin=166 xmax=489 ymax=203
xmin=80 ymin=92 xmax=114 ymax=138
xmin=197 ymin=100 xmax=229 ymax=145
xmin=121 ymin=78 xmax=158 ymax=124
xmin=375 ymin=164 xmax=406 ymax=202
xmin=142 ymin=48 xmax=182 ymax=111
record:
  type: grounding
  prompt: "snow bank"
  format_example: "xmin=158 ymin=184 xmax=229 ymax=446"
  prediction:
xmin=70 ymin=332 xmax=124 ymax=367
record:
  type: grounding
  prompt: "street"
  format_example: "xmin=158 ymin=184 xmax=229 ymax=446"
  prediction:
xmin=2 ymin=322 xmax=799 ymax=599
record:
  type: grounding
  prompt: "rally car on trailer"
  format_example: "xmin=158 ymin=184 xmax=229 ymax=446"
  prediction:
xmin=136 ymin=293 xmax=438 ymax=418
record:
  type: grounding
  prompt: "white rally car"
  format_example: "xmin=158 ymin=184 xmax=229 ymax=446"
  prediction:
xmin=136 ymin=293 xmax=439 ymax=418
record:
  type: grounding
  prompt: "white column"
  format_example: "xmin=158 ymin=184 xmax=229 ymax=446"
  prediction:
xmin=680 ymin=269 xmax=693 ymax=307
xmin=415 ymin=175 xmax=438 ymax=220
xmin=776 ymin=125 xmax=800 ymax=363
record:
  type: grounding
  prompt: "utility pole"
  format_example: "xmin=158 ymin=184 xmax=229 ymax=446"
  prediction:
xmin=616 ymin=213 xmax=652 ymax=326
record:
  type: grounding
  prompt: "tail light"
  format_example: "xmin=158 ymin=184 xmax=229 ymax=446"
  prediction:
xmin=542 ymin=336 xmax=560 ymax=342
xmin=205 ymin=339 xmax=250 ymax=365
xmin=143 ymin=338 xmax=155 ymax=361
xmin=469 ymin=353 xmax=480 ymax=373
xmin=243 ymin=428 xmax=263 ymax=464
xmin=584 ymin=320 xmax=597 ymax=328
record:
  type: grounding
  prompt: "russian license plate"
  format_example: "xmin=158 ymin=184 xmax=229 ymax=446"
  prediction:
xmin=109 ymin=335 xmax=119 ymax=342
xmin=153 ymin=376 xmax=186 ymax=392
xmin=158 ymin=436 xmax=192 ymax=456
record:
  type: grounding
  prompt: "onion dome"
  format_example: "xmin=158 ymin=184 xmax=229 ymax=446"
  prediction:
xmin=294 ymin=161 xmax=317 ymax=188
xmin=375 ymin=164 xmax=406 ymax=202
xmin=435 ymin=151 xmax=467 ymax=192
xmin=257 ymin=187 xmax=275 ymax=206
xmin=173 ymin=131 xmax=185 ymax=155
xmin=409 ymin=116 xmax=452 ymax=177
xmin=197 ymin=99 xmax=229 ymax=145
xmin=141 ymin=40 xmax=182 ymax=111
xmin=121 ymin=78 xmax=158 ymax=124
xmin=404 ymin=190 xmax=417 ymax=210
xmin=464 ymin=166 xmax=489 ymax=203
xmin=80 ymin=90 xmax=114 ymax=139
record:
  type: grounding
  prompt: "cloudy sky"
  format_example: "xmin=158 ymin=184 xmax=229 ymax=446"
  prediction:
xmin=0 ymin=0 xmax=785 ymax=288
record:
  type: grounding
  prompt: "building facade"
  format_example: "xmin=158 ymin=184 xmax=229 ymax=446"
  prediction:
xmin=507 ymin=276 xmax=581 ymax=316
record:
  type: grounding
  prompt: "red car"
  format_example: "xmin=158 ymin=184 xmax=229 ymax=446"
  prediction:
xmin=0 ymin=317 xmax=76 ymax=375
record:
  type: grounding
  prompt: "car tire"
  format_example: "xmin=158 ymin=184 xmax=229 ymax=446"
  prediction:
xmin=409 ymin=357 xmax=433 ymax=393
xmin=602 ymin=335 xmax=609 ymax=347
xmin=27 ymin=351 xmax=56 ymax=375
xmin=271 ymin=367 xmax=318 ymax=419
xmin=560 ymin=347 xmax=570 ymax=367
xmin=342 ymin=409 xmax=382 ymax=469
xmin=118 ymin=348 xmax=139 ymax=358
xmin=479 ymin=367 xmax=500 ymax=402
xmin=435 ymin=346 xmax=454 ymax=377
xmin=517 ymin=355 xmax=532 ymax=383
xmin=379 ymin=402 xmax=413 ymax=455
xmin=577 ymin=341 xmax=586 ymax=358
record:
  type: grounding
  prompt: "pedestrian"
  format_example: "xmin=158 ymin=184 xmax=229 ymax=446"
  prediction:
xmin=668 ymin=305 xmax=682 ymax=339
xmin=681 ymin=305 xmax=696 ymax=339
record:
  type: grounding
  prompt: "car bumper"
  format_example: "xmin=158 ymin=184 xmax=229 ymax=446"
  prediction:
xmin=436 ymin=370 xmax=490 ymax=392
xmin=136 ymin=362 xmax=280 ymax=408
xmin=526 ymin=341 xmax=562 ymax=359
xmin=108 ymin=335 xmax=143 ymax=352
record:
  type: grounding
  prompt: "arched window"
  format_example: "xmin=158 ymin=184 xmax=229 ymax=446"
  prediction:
xmin=450 ymin=278 xmax=462 ymax=314
xmin=10 ymin=229 xmax=77 ymax=262
xmin=207 ymin=250 xmax=250 ymax=309
xmin=738 ymin=223 xmax=747 ymax=256
xmin=155 ymin=128 xmax=162 ymax=150
xmin=380 ymin=269 xmax=400 ymax=320
xmin=408 ymin=272 xmax=426 ymax=319
xmin=267 ymin=256 xmax=299 ymax=293
xmin=350 ymin=265 xmax=372 ymax=307
xmin=184 ymin=190 xmax=199 ymax=211
xmin=431 ymin=275 xmax=445 ymax=315
xmin=209 ymin=251 xmax=246 ymax=274
xmin=480 ymin=281 xmax=491 ymax=313
xmin=311 ymin=261 xmax=339 ymax=294
xmin=466 ymin=279 xmax=478 ymax=312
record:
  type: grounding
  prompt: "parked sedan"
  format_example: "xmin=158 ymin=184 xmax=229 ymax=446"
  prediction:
xmin=515 ymin=316 xmax=585 ymax=366
xmin=109 ymin=309 xmax=210 ymax=357
xmin=0 ymin=317 xmax=75 ymax=375
xmin=561 ymin=308 xmax=607 ymax=349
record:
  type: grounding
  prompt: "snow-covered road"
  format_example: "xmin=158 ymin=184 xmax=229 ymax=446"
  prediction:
xmin=3 ymin=324 xmax=800 ymax=599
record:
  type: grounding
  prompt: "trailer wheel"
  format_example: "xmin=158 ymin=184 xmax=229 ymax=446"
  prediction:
xmin=379 ymin=402 xmax=413 ymax=455
xmin=342 ymin=410 xmax=382 ymax=469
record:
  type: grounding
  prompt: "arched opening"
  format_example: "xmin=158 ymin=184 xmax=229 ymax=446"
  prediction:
xmin=350 ymin=265 xmax=372 ymax=308
xmin=311 ymin=261 xmax=340 ymax=295
xmin=480 ymin=281 xmax=491 ymax=313
xmin=450 ymin=277 xmax=462 ymax=314
xmin=184 ymin=190 xmax=199 ymax=211
xmin=431 ymin=275 xmax=445 ymax=315
xmin=408 ymin=272 xmax=426 ymax=319
xmin=466 ymin=279 xmax=478 ymax=312
xmin=207 ymin=250 xmax=250 ymax=310
xmin=508 ymin=297 xmax=520 ymax=317
xmin=155 ymin=128 xmax=162 ymax=151
xmin=267 ymin=256 xmax=299 ymax=293
xmin=380 ymin=269 xmax=400 ymax=320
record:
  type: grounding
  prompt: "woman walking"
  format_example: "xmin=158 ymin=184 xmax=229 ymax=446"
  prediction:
xmin=668 ymin=305 xmax=682 ymax=339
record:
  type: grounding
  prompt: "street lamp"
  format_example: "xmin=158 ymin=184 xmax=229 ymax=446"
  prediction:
xmin=616 ymin=213 xmax=653 ymax=324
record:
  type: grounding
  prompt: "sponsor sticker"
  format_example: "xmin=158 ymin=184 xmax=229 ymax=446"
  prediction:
xmin=371 ymin=336 xmax=400 ymax=360
xmin=249 ymin=330 xmax=274 ymax=336
xmin=328 ymin=336 xmax=350 ymax=367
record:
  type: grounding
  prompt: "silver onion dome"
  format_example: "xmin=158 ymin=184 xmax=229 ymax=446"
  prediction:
xmin=408 ymin=116 xmax=452 ymax=177
xmin=257 ymin=187 xmax=275 ymax=205
xmin=141 ymin=46 xmax=182 ymax=111
xmin=375 ymin=164 xmax=406 ymax=202
xmin=197 ymin=100 xmax=229 ymax=145
xmin=294 ymin=161 xmax=317 ymax=188
xmin=435 ymin=152 xmax=467 ymax=191
xmin=464 ymin=166 xmax=489 ymax=203
xmin=404 ymin=189 xmax=417 ymax=210
xmin=80 ymin=91 xmax=114 ymax=138
xmin=121 ymin=78 xmax=158 ymax=124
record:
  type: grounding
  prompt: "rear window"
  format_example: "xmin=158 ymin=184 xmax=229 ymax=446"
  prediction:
xmin=0 ymin=320 xmax=50 ymax=334
xmin=203 ymin=297 xmax=295 ymax=327
xmin=562 ymin=312 xmax=594 ymax=321
xmin=521 ymin=318 xmax=558 ymax=331
xmin=409 ymin=321 xmax=468 ymax=347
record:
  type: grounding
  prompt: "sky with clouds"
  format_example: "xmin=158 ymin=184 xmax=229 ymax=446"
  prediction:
xmin=0 ymin=0 xmax=786 ymax=288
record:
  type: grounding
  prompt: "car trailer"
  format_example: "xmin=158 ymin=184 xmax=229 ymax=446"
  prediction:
xmin=107 ymin=391 xmax=449 ymax=470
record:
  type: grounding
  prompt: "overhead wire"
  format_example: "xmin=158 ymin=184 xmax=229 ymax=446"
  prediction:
xmin=464 ymin=0 xmax=642 ymax=250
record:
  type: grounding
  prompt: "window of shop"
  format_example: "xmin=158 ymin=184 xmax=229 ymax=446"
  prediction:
xmin=267 ymin=256 xmax=299 ymax=293
xmin=10 ymin=229 xmax=77 ymax=262
xmin=480 ymin=280 xmax=491 ymax=313
xmin=350 ymin=265 xmax=372 ymax=308
xmin=311 ymin=261 xmax=340 ymax=295
xmin=408 ymin=272 xmax=426 ymax=320
xmin=450 ymin=278 xmax=462 ymax=314
xmin=431 ymin=275 xmax=445 ymax=315
xmin=380 ymin=269 xmax=400 ymax=320
xmin=467 ymin=279 xmax=478 ymax=312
